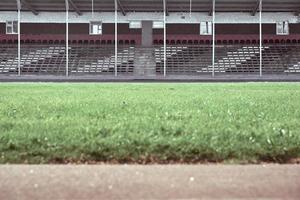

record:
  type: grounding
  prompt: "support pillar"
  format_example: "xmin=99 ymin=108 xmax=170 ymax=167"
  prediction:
xmin=141 ymin=21 xmax=153 ymax=47
xmin=163 ymin=0 xmax=166 ymax=77
xmin=114 ymin=0 xmax=118 ymax=77
xmin=190 ymin=0 xmax=192 ymax=19
xmin=259 ymin=0 xmax=263 ymax=77
xmin=16 ymin=0 xmax=21 ymax=76
xmin=92 ymin=0 xmax=94 ymax=18
xmin=212 ymin=0 xmax=215 ymax=77
xmin=65 ymin=0 xmax=69 ymax=77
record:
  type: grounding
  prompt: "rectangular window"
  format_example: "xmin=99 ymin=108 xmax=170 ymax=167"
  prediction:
xmin=153 ymin=21 xmax=164 ymax=29
xmin=89 ymin=21 xmax=102 ymax=35
xmin=276 ymin=21 xmax=289 ymax=35
xmin=6 ymin=21 xmax=18 ymax=34
xmin=129 ymin=21 xmax=141 ymax=29
xmin=200 ymin=21 xmax=212 ymax=35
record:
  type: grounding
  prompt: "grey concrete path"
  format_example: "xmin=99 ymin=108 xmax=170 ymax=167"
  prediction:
xmin=0 ymin=165 xmax=299 ymax=200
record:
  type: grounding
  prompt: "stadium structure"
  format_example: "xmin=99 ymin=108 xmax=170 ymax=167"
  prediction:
xmin=0 ymin=0 xmax=299 ymax=80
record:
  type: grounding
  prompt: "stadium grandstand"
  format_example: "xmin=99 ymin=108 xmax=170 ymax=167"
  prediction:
xmin=0 ymin=0 xmax=299 ymax=79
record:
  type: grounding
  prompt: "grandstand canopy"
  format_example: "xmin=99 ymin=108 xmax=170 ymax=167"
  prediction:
xmin=0 ymin=0 xmax=299 ymax=16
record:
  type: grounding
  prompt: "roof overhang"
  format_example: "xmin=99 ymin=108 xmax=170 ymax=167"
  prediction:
xmin=0 ymin=0 xmax=299 ymax=16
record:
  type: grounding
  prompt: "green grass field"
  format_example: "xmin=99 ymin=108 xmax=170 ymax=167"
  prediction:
xmin=0 ymin=83 xmax=300 ymax=164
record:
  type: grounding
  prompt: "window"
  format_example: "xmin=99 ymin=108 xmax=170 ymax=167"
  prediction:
xmin=276 ymin=21 xmax=289 ymax=35
xmin=129 ymin=21 xmax=141 ymax=29
xmin=89 ymin=21 xmax=102 ymax=35
xmin=153 ymin=21 xmax=164 ymax=29
xmin=200 ymin=21 xmax=212 ymax=35
xmin=6 ymin=21 xmax=18 ymax=34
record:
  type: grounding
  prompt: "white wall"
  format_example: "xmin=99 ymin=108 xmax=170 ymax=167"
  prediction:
xmin=0 ymin=11 xmax=298 ymax=24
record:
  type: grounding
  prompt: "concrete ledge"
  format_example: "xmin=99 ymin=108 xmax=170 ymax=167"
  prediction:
xmin=1 ymin=74 xmax=300 ymax=82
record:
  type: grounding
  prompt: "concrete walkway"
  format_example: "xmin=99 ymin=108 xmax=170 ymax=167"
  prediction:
xmin=0 ymin=165 xmax=299 ymax=200
xmin=1 ymin=74 xmax=300 ymax=82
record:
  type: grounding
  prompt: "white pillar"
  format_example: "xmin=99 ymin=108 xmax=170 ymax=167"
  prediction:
xmin=163 ymin=0 xmax=167 ymax=77
xmin=259 ymin=0 xmax=262 ymax=77
xmin=65 ymin=0 xmax=69 ymax=77
xmin=212 ymin=0 xmax=215 ymax=77
xmin=16 ymin=0 xmax=21 ymax=76
xmin=114 ymin=0 xmax=118 ymax=77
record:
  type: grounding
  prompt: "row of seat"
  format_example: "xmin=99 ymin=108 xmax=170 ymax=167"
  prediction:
xmin=156 ymin=45 xmax=300 ymax=74
xmin=70 ymin=46 xmax=135 ymax=74
xmin=0 ymin=45 xmax=135 ymax=75
xmin=0 ymin=44 xmax=299 ymax=75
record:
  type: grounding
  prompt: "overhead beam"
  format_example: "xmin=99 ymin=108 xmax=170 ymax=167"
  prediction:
xmin=20 ymin=0 xmax=38 ymax=15
xmin=251 ymin=0 xmax=260 ymax=16
xmin=117 ymin=0 xmax=126 ymax=16
xmin=68 ymin=0 xmax=82 ymax=16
